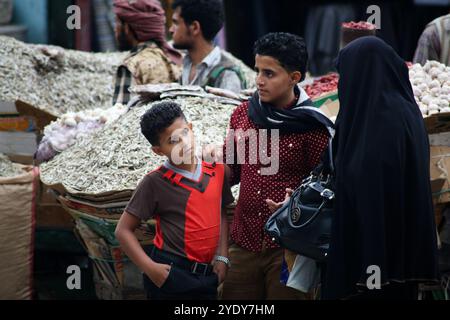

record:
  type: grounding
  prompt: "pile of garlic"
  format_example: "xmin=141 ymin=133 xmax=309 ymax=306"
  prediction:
xmin=36 ymin=104 xmax=128 ymax=163
xmin=409 ymin=61 xmax=450 ymax=117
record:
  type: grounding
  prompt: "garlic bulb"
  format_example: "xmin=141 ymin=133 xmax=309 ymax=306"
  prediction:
xmin=409 ymin=61 xmax=450 ymax=117
xmin=36 ymin=103 xmax=128 ymax=163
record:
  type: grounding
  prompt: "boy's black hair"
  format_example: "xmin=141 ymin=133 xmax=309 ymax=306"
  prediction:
xmin=172 ymin=0 xmax=224 ymax=41
xmin=254 ymin=32 xmax=308 ymax=82
xmin=140 ymin=101 xmax=186 ymax=146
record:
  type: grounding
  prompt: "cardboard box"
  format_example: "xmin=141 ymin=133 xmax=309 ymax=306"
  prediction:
xmin=319 ymin=99 xmax=340 ymax=121
xmin=36 ymin=204 xmax=75 ymax=229
xmin=0 ymin=116 xmax=35 ymax=132
xmin=0 ymin=131 xmax=38 ymax=155
xmin=424 ymin=112 xmax=450 ymax=135
xmin=15 ymin=100 xmax=57 ymax=132
xmin=6 ymin=154 xmax=34 ymax=165
xmin=0 ymin=100 xmax=18 ymax=115
xmin=312 ymin=91 xmax=339 ymax=108
xmin=430 ymin=146 xmax=450 ymax=204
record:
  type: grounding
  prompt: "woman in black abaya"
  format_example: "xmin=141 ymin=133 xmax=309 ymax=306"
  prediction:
xmin=323 ymin=37 xmax=439 ymax=300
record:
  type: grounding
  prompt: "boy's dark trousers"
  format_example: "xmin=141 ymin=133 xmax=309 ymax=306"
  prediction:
xmin=143 ymin=246 xmax=219 ymax=300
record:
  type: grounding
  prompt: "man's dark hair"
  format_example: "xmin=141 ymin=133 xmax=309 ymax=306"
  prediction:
xmin=254 ymin=32 xmax=308 ymax=82
xmin=172 ymin=0 xmax=224 ymax=41
xmin=140 ymin=101 xmax=186 ymax=146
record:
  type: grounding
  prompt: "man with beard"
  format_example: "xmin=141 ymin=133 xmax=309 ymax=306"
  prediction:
xmin=113 ymin=0 xmax=182 ymax=105
xmin=169 ymin=0 xmax=246 ymax=93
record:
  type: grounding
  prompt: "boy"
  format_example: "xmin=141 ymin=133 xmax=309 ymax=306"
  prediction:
xmin=219 ymin=33 xmax=332 ymax=299
xmin=115 ymin=101 xmax=233 ymax=300
xmin=169 ymin=0 xmax=246 ymax=92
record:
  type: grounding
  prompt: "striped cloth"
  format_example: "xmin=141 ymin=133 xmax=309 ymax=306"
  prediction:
xmin=112 ymin=42 xmax=153 ymax=105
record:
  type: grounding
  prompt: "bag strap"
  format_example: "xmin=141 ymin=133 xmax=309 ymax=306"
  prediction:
xmin=206 ymin=64 xmax=247 ymax=89
xmin=312 ymin=137 xmax=335 ymax=177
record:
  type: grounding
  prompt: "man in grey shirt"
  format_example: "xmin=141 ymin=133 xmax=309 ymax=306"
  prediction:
xmin=169 ymin=0 xmax=246 ymax=93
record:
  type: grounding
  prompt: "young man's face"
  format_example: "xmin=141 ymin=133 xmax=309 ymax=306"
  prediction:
xmin=152 ymin=117 xmax=196 ymax=165
xmin=255 ymin=54 xmax=300 ymax=107
xmin=170 ymin=7 xmax=194 ymax=50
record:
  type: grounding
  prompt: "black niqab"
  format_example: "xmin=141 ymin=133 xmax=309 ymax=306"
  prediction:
xmin=323 ymin=37 xmax=439 ymax=299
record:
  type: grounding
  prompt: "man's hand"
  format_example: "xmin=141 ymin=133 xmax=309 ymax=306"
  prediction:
xmin=146 ymin=262 xmax=172 ymax=288
xmin=213 ymin=260 xmax=228 ymax=284
xmin=266 ymin=188 xmax=294 ymax=213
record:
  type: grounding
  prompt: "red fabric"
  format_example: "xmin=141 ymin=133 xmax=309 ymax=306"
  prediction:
xmin=153 ymin=215 xmax=164 ymax=250
xmin=182 ymin=163 xmax=224 ymax=263
xmin=153 ymin=162 xmax=224 ymax=263
xmin=29 ymin=167 xmax=39 ymax=299
xmin=224 ymin=101 xmax=330 ymax=252
xmin=114 ymin=0 xmax=181 ymax=64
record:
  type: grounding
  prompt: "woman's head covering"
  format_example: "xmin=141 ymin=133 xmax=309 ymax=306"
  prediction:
xmin=334 ymin=36 xmax=421 ymax=152
xmin=113 ymin=0 xmax=181 ymax=64
xmin=323 ymin=36 xmax=438 ymax=300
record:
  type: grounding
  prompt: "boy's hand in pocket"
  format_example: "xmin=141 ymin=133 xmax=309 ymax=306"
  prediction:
xmin=147 ymin=262 xmax=171 ymax=288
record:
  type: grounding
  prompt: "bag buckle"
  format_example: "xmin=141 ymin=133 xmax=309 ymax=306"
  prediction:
xmin=320 ymin=189 xmax=335 ymax=200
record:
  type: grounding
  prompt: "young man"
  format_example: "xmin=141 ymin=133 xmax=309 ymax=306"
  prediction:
xmin=113 ymin=0 xmax=182 ymax=105
xmin=220 ymin=33 xmax=333 ymax=300
xmin=169 ymin=0 xmax=246 ymax=92
xmin=414 ymin=12 xmax=450 ymax=66
xmin=115 ymin=102 xmax=234 ymax=300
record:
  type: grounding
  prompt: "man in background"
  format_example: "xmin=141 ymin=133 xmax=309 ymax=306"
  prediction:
xmin=169 ymin=0 xmax=247 ymax=92
xmin=414 ymin=12 xmax=450 ymax=66
xmin=113 ymin=0 xmax=182 ymax=105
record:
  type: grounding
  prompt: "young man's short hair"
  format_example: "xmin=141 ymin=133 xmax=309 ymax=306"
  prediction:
xmin=172 ymin=0 xmax=224 ymax=41
xmin=254 ymin=32 xmax=308 ymax=82
xmin=140 ymin=101 xmax=186 ymax=146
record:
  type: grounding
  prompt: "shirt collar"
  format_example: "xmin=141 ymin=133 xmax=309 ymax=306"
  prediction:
xmin=183 ymin=46 xmax=221 ymax=68
xmin=163 ymin=158 xmax=202 ymax=181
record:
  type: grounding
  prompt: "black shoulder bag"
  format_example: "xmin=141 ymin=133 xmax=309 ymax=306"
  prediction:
xmin=264 ymin=138 xmax=335 ymax=262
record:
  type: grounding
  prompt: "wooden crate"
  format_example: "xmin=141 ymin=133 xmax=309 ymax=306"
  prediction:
xmin=424 ymin=112 xmax=450 ymax=135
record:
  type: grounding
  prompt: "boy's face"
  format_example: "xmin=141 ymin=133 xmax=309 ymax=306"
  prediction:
xmin=152 ymin=117 xmax=196 ymax=165
xmin=170 ymin=7 xmax=194 ymax=50
xmin=255 ymin=54 xmax=301 ymax=107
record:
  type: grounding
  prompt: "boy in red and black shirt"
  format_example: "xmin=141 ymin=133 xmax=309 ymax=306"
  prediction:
xmin=116 ymin=101 xmax=234 ymax=300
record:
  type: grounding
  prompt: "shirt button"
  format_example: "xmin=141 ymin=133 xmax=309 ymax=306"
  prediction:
xmin=258 ymin=212 xmax=262 ymax=217
xmin=289 ymin=143 xmax=293 ymax=148
xmin=257 ymin=190 xmax=261 ymax=195
xmin=257 ymin=170 xmax=261 ymax=174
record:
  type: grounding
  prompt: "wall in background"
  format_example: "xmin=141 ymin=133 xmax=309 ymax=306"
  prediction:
xmin=12 ymin=0 xmax=48 ymax=44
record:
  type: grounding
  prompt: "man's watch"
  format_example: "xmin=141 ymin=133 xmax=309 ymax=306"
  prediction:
xmin=214 ymin=255 xmax=231 ymax=268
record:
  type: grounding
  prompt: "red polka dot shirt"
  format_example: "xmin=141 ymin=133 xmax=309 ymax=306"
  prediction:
xmin=224 ymin=100 xmax=330 ymax=252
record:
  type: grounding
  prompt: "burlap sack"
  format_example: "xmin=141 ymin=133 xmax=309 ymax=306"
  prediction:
xmin=0 ymin=166 xmax=38 ymax=300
